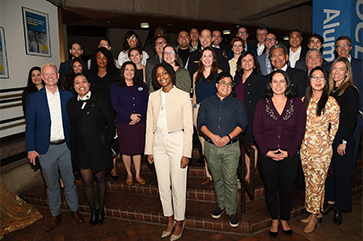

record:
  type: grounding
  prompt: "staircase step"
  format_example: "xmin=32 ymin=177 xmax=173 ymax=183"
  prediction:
xmin=77 ymin=165 xmax=266 ymax=203
xmin=20 ymin=183 xmax=305 ymax=234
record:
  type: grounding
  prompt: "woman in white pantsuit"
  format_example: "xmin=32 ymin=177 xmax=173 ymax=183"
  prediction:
xmin=145 ymin=62 xmax=193 ymax=241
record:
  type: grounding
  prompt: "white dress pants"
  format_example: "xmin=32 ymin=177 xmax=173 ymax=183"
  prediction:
xmin=153 ymin=128 xmax=188 ymax=221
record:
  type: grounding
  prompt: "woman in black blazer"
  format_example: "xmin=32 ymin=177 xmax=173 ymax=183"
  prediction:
xmin=67 ymin=73 xmax=115 ymax=227
xmin=233 ymin=51 xmax=267 ymax=183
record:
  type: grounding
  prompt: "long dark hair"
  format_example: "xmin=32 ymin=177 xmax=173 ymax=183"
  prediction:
xmin=265 ymin=70 xmax=295 ymax=98
xmin=115 ymin=61 xmax=141 ymax=88
xmin=26 ymin=66 xmax=43 ymax=93
xmin=62 ymin=57 xmax=88 ymax=91
xmin=236 ymin=51 xmax=260 ymax=77
xmin=151 ymin=62 xmax=176 ymax=91
xmin=196 ymin=47 xmax=219 ymax=82
xmin=304 ymin=66 xmax=329 ymax=116
xmin=90 ymin=47 xmax=118 ymax=76
xmin=123 ymin=31 xmax=141 ymax=50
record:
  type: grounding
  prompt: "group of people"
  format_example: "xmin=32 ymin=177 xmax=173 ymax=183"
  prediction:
xmin=23 ymin=25 xmax=361 ymax=240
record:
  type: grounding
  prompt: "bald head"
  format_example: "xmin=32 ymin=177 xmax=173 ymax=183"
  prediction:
xmin=199 ymin=29 xmax=212 ymax=48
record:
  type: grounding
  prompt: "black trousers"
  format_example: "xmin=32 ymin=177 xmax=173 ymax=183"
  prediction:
xmin=325 ymin=127 xmax=355 ymax=212
xmin=258 ymin=150 xmax=299 ymax=220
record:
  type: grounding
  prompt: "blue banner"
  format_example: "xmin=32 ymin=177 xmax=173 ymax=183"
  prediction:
xmin=313 ymin=0 xmax=363 ymax=61
xmin=26 ymin=11 xmax=47 ymax=34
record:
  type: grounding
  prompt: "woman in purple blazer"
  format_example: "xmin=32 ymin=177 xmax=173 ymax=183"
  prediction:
xmin=111 ymin=61 xmax=149 ymax=186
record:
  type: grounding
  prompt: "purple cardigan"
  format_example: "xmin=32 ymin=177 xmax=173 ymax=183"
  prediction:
xmin=110 ymin=82 xmax=149 ymax=125
xmin=253 ymin=97 xmax=306 ymax=157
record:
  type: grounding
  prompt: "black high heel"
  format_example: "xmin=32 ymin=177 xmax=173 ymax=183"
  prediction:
xmin=89 ymin=209 xmax=98 ymax=227
xmin=322 ymin=203 xmax=335 ymax=215
xmin=97 ymin=208 xmax=105 ymax=225
xmin=269 ymin=230 xmax=278 ymax=238
xmin=281 ymin=222 xmax=292 ymax=237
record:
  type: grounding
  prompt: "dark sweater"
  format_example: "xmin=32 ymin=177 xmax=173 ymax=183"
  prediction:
xmin=253 ymin=97 xmax=306 ymax=157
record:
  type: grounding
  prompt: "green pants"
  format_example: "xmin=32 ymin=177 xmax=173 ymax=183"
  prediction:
xmin=204 ymin=141 xmax=240 ymax=215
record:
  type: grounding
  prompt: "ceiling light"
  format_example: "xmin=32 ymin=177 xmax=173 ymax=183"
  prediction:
xmin=140 ymin=22 xmax=149 ymax=28
xmin=283 ymin=36 xmax=289 ymax=41
xmin=223 ymin=30 xmax=230 ymax=35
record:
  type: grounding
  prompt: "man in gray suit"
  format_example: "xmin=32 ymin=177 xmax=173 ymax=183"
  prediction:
xmin=145 ymin=37 xmax=167 ymax=89
xmin=257 ymin=33 xmax=278 ymax=76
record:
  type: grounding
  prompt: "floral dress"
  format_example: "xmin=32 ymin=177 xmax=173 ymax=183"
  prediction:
xmin=300 ymin=96 xmax=340 ymax=214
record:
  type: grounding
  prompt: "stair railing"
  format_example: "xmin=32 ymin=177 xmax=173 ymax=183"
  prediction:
xmin=239 ymin=136 xmax=256 ymax=214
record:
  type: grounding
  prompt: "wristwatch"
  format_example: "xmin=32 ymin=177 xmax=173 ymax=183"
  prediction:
xmin=340 ymin=139 xmax=347 ymax=144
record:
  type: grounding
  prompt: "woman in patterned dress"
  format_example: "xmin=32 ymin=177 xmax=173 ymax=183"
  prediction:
xmin=300 ymin=66 xmax=340 ymax=233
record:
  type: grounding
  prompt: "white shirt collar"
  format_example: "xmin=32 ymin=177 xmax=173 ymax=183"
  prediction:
xmin=77 ymin=91 xmax=91 ymax=101
xmin=275 ymin=64 xmax=288 ymax=71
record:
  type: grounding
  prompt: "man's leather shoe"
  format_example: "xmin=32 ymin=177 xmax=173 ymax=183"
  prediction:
xmin=45 ymin=215 xmax=61 ymax=231
xmin=334 ymin=208 xmax=342 ymax=225
xmin=201 ymin=178 xmax=211 ymax=186
xmin=71 ymin=210 xmax=84 ymax=223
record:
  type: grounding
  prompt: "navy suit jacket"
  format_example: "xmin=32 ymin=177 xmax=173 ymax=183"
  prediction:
xmin=25 ymin=87 xmax=73 ymax=154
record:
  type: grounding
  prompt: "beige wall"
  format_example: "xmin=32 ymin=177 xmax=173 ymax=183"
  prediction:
xmin=61 ymin=0 xmax=312 ymax=32
xmin=0 ymin=0 xmax=60 ymax=138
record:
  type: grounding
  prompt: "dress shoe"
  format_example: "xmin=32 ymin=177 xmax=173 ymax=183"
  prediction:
xmin=304 ymin=215 xmax=322 ymax=233
xmin=170 ymin=220 xmax=186 ymax=241
xmin=136 ymin=177 xmax=146 ymax=185
xmin=281 ymin=222 xmax=292 ymax=237
xmin=301 ymin=213 xmax=323 ymax=223
xmin=201 ymin=177 xmax=211 ymax=186
xmin=282 ymin=228 xmax=292 ymax=236
xmin=97 ymin=208 xmax=105 ymax=225
xmin=71 ymin=210 xmax=84 ymax=223
xmin=334 ymin=208 xmax=342 ymax=225
xmin=161 ymin=220 xmax=176 ymax=238
xmin=126 ymin=175 xmax=133 ymax=185
xmin=45 ymin=215 xmax=61 ymax=231
xmin=89 ymin=209 xmax=98 ymax=227
xmin=269 ymin=230 xmax=278 ymax=238
xmin=322 ymin=203 xmax=335 ymax=215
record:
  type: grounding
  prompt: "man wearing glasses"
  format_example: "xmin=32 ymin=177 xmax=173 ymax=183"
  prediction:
xmin=145 ymin=37 xmax=167 ymax=88
xmin=258 ymin=33 xmax=278 ymax=76
xmin=197 ymin=72 xmax=247 ymax=228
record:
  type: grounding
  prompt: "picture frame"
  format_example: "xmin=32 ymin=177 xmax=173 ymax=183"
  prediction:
xmin=0 ymin=26 xmax=9 ymax=79
xmin=22 ymin=7 xmax=51 ymax=57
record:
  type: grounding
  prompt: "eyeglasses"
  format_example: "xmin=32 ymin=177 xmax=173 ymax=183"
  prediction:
xmin=128 ymin=36 xmax=137 ymax=40
xmin=311 ymin=76 xmax=325 ymax=82
xmin=336 ymin=44 xmax=351 ymax=49
xmin=237 ymin=31 xmax=247 ymax=35
xmin=155 ymin=41 xmax=167 ymax=46
xmin=218 ymin=81 xmax=233 ymax=88
xmin=266 ymin=38 xmax=276 ymax=42
xmin=99 ymin=43 xmax=110 ymax=48
xmin=164 ymin=51 xmax=175 ymax=56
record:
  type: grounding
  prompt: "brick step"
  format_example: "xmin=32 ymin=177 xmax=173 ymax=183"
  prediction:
xmin=20 ymin=184 xmax=305 ymax=234
xmin=80 ymin=168 xmax=265 ymax=203
xmin=20 ymin=159 xmax=362 ymax=235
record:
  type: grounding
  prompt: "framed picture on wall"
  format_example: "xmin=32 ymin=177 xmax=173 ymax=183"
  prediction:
xmin=22 ymin=7 xmax=51 ymax=57
xmin=0 ymin=26 xmax=9 ymax=79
